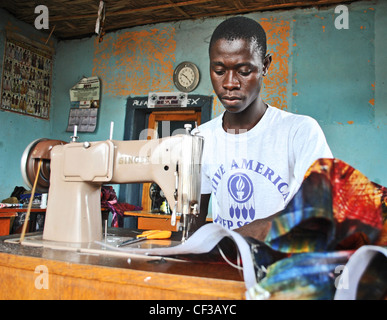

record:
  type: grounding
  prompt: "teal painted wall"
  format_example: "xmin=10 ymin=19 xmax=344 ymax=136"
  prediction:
xmin=0 ymin=9 xmax=57 ymax=200
xmin=0 ymin=1 xmax=386 ymax=202
xmin=289 ymin=5 xmax=387 ymax=185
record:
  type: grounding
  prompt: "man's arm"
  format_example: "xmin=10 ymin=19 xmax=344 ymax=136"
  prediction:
xmin=193 ymin=193 xmax=275 ymax=241
xmin=234 ymin=214 xmax=277 ymax=241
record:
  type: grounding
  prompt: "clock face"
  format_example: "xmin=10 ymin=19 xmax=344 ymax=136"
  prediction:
xmin=178 ymin=67 xmax=195 ymax=88
xmin=173 ymin=62 xmax=200 ymax=92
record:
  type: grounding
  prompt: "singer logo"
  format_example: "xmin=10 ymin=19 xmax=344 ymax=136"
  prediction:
xmin=34 ymin=5 xmax=49 ymax=30
xmin=118 ymin=155 xmax=150 ymax=165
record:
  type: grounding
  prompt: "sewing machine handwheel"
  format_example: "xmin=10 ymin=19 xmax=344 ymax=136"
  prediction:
xmin=21 ymin=138 xmax=64 ymax=193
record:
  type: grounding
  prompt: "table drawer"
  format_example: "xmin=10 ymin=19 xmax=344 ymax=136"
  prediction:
xmin=137 ymin=216 xmax=179 ymax=231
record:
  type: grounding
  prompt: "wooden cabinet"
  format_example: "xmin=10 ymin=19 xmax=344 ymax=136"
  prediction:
xmin=0 ymin=211 xmax=16 ymax=236
xmin=0 ymin=208 xmax=46 ymax=236
xmin=125 ymin=211 xmax=181 ymax=231
xmin=125 ymin=211 xmax=212 ymax=232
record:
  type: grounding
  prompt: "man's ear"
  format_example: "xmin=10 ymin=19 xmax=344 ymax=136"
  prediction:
xmin=262 ymin=53 xmax=272 ymax=76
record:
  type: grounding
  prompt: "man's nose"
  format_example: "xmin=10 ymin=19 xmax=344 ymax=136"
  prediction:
xmin=223 ymin=71 xmax=240 ymax=90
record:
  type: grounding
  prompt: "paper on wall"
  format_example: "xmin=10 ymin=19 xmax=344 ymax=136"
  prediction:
xmin=70 ymin=76 xmax=100 ymax=107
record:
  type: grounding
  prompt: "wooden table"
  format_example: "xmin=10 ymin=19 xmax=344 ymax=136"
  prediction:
xmin=0 ymin=207 xmax=46 ymax=236
xmin=0 ymin=229 xmax=246 ymax=300
xmin=0 ymin=208 xmax=109 ymax=236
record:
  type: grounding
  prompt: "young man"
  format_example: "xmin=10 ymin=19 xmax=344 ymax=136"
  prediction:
xmin=194 ymin=16 xmax=333 ymax=240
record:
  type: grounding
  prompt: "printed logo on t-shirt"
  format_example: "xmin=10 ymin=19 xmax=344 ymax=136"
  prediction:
xmin=211 ymin=158 xmax=290 ymax=230
xmin=227 ymin=173 xmax=255 ymax=220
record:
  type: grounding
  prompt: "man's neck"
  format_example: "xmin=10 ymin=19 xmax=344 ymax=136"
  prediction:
xmin=222 ymin=98 xmax=267 ymax=134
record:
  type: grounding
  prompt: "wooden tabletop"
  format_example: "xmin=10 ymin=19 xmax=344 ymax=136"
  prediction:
xmin=0 ymin=228 xmax=246 ymax=300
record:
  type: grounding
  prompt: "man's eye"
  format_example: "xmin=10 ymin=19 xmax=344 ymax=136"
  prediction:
xmin=239 ymin=70 xmax=252 ymax=76
xmin=213 ymin=70 xmax=225 ymax=75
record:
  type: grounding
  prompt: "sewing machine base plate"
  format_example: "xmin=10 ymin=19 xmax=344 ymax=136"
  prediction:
xmin=5 ymin=234 xmax=180 ymax=259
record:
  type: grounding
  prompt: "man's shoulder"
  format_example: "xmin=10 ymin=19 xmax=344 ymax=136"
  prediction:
xmin=268 ymin=105 xmax=319 ymax=127
xmin=196 ymin=114 xmax=222 ymax=132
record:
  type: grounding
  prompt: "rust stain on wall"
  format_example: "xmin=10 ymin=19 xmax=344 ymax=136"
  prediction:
xmin=6 ymin=21 xmax=21 ymax=33
xmin=92 ymin=27 xmax=176 ymax=96
xmin=260 ymin=18 xmax=290 ymax=110
xmin=212 ymin=92 xmax=223 ymax=117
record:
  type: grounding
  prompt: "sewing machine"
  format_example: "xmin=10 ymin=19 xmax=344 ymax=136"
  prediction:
xmin=20 ymin=124 xmax=203 ymax=244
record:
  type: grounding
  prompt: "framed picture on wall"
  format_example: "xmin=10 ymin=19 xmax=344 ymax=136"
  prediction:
xmin=0 ymin=33 xmax=53 ymax=119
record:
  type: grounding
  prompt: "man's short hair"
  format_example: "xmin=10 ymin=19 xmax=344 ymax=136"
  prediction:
xmin=209 ymin=16 xmax=267 ymax=60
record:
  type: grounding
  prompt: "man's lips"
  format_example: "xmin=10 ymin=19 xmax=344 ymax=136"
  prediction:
xmin=221 ymin=96 xmax=242 ymax=107
xmin=221 ymin=95 xmax=242 ymax=101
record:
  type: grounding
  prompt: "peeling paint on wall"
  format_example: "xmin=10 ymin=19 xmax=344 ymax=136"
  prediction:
xmin=92 ymin=27 xmax=176 ymax=96
xmin=212 ymin=91 xmax=223 ymax=117
xmin=260 ymin=17 xmax=290 ymax=110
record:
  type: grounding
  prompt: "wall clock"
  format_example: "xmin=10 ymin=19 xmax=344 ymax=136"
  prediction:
xmin=173 ymin=61 xmax=200 ymax=92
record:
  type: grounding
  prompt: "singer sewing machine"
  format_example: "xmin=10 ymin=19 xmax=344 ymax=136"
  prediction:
xmin=0 ymin=126 xmax=249 ymax=300
xmin=16 ymin=124 xmax=203 ymax=252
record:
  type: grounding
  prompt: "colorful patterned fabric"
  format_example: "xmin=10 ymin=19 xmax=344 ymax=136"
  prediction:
xmin=256 ymin=158 xmax=387 ymax=299
xmin=266 ymin=158 xmax=387 ymax=253
xmin=258 ymin=251 xmax=353 ymax=300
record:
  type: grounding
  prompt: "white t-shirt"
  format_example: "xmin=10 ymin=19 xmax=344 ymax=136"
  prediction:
xmin=196 ymin=106 xmax=333 ymax=230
